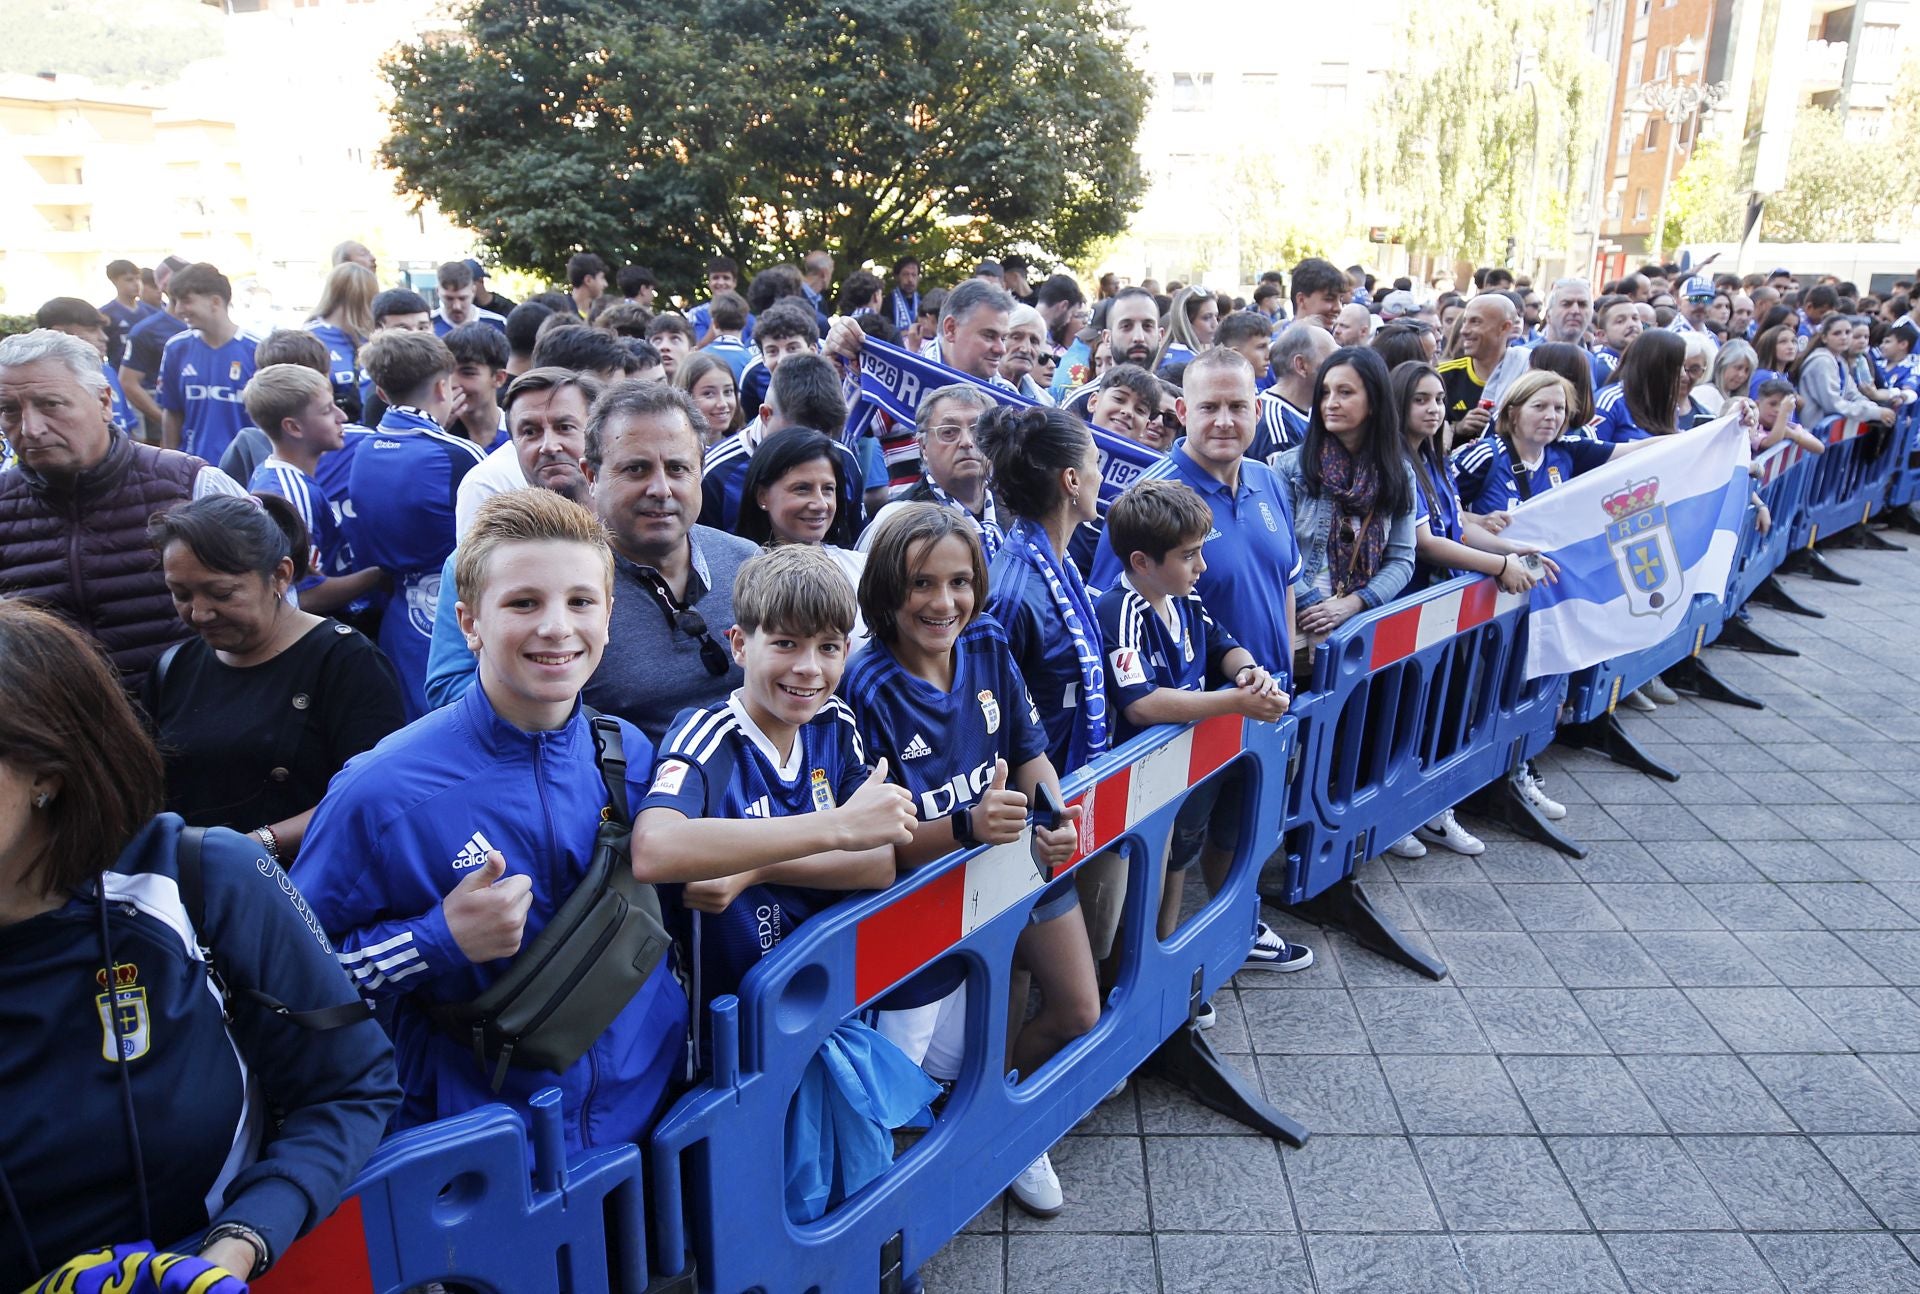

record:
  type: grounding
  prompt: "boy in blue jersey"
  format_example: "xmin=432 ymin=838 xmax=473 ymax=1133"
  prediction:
xmin=121 ymin=300 xmax=188 ymax=433
xmin=296 ymin=489 xmax=688 ymax=1154
xmin=1097 ymin=480 xmax=1291 ymax=942
xmin=443 ymin=321 xmax=512 ymax=451
xmin=701 ymin=291 xmax=755 ymax=382
xmin=738 ymin=299 xmax=820 ymax=413
xmin=686 ymin=256 xmax=755 ymax=347
xmin=432 ymin=259 xmax=509 ymax=338
xmin=348 ymin=328 xmax=487 ymax=717
xmin=631 ymin=544 xmax=917 ymax=1019
xmin=157 ymin=262 xmax=259 ymax=463
xmin=99 ymin=258 xmax=153 ymax=369
xmin=243 ymin=364 xmax=384 ymax=614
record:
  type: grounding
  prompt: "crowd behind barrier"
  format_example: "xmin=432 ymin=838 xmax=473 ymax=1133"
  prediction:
xmin=12 ymin=251 xmax=1920 ymax=1294
xmin=235 ymin=396 xmax=1914 ymax=1294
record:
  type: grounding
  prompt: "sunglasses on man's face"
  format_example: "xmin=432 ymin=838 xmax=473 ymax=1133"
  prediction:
xmin=672 ymin=607 xmax=731 ymax=677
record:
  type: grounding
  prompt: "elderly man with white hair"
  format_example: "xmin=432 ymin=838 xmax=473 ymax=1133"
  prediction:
xmin=1539 ymin=277 xmax=1595 ymax=347
xmin=0 ymin=329 xmax=244 ymax=687
xmin=999 ymin=303 xmax=1057 ymax=403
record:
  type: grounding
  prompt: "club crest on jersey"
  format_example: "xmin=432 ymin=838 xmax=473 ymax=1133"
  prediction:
xmin=95 ymin=963 xmax=150 ymax=1063
xmin=229 ymin=359 xmax=243 ymax=382
xmin=1603 ymin=477 xmax=1682 ymax=617
xmin=810 ymin=767 xmax=836 ymax=812
xmin=978 ymin=689 xmax=1001 ymax=734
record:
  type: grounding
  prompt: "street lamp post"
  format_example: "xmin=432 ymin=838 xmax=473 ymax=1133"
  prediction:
xmin=1640 ymin=35 xmax=1728 ymax=265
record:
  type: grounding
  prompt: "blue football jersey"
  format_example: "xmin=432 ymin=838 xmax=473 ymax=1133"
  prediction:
xmin=349 ymin=407 xmax=488 ymax=717
xmin=250 ymin=458 xmax=347 ymax=593
xmin=306 ymin=321 xmax=363 ymax=416
xmin=1249 ymin=393 xmax=1308 ymax=464
xmin=123 ymin=310 xmax=186 ymax=389
xmin=986 ymin=543 xmax=1107 ymax=774
xmin=641 ymin=693 xmax=871 ymax=1006
xmin=158 ymin=328 xmax=261 ymax=463
xmin=839 ymin=616 xmax=1047 ymax=823
xmin=100 ymin=299 xmax=154 ymax=369
xmin=1450 ymin=434 xmax=1612 ymax=514
xmin=103 ymin=363 xmax=137 ymax=436
xmin=1095 ymin=579 xmax=1240 ymax=742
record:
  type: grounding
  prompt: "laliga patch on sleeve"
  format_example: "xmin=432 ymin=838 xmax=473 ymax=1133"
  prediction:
xmin=649 ymin=759 xmax=690 ymax=797
xmin=1109 ymin=647 xmax=1147 ymax=688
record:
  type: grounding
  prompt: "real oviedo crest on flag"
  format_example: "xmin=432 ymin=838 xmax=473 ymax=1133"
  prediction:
xmin=1603 ymin=477 xmax=1682 ymax=618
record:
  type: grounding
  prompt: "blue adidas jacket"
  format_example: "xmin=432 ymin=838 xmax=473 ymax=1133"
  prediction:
xmin=0 ymin=815 xmax=398 ymax=1285
xmin=294 ymin=684 xmax=690 ymax=1155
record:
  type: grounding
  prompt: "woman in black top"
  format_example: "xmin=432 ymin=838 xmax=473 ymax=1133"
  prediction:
xmin=145 ymin=495 xmax=404 ymax=865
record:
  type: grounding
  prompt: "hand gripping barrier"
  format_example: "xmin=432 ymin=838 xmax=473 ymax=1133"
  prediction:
xmin=1782 ymin=419 xmax=1909 ymax=585
xmin=254 ymin=1089 xmax=676 ymax=1294
xmin=1263 ymin=574 xmax=1576 ymax=980
xmin=644 ymin=714 xmax=1301 ymax=1293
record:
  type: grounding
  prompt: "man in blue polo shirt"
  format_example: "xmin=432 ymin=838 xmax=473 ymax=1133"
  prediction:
xmin=156 ymin=262 xmax=259 ymax=463
xmin=1089 ymin=344 xmax=1307 ymax=971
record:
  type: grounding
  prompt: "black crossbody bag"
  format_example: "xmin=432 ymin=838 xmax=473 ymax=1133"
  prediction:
xmin=431 ymin=714 xmax=675 ymax=1089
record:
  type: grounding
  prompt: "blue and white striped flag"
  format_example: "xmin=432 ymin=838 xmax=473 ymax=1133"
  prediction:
xmin=843 ymin=337 xmax=1162 ymax=508
xmin=1498 ymin=412 xmax=1753 ymax=679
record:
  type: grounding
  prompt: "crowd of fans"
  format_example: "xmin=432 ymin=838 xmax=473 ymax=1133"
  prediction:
xmin=3 ymin=236 xmax=1917 ymax=1288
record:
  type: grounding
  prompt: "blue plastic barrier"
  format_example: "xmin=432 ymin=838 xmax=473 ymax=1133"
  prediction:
xmin=1882 ymin=401 xmax=1920 ymax=510
xmin=644 ymin=714 xmax=1297 ymax=1294
xmin=255 ymin=1090 xmax=667 ymax=1294
xmin=1790 ymin=419 xmax=1881 ymax=551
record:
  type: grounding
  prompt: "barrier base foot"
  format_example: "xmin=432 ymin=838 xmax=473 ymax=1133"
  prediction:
xmin=1781 ymin=548 xmax=1863 ymax=586
xmin=1749 ymin=574 xmax=1826 ymax=618
xmin=1665 ymin=657 xmax=1764 ymax=711
xmin=1461 ymin=773 xmax=1591 ymax=859
xmin=1831 ymin=525 xmax=1907 ymax=552
xmin=1556 ymin=713 xmax=1680 ymax=782
xmin=1148 ymin=1024 xmax=1308 ymax=1147
xmin=1283 ymin=877 xmax=1448 ymax=981
xmin=644 ymin=1267 xmax=698 ymax=1294
xmin=1712 ymin=615 xmax=1799 ymax=657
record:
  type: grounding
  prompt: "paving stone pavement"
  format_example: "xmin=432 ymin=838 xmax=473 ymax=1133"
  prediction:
xmin=922 ymin=540 xmax=1920 ymax=1293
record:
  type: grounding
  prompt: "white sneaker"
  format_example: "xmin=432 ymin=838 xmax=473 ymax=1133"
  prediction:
xmin=1009 ymin=1151 xmax=1064 ymax=1218
xmin=1195 ymin=999 xmax=1217 ymax=1030
xmin=1622 ymin=688 xmax=1658 ymax=712
xmin=1386 ymin=833 xmax=1428 ymax=859
xmin=1641 ymin=676 xmax=1680 ymax=705
xmin=1519 ymin=766 xmax=1567 ymax=820
xmin=1417 ymin=810 xmax=1485 ymax=856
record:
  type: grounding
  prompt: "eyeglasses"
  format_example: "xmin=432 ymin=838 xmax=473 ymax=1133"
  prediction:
xmin=671 ymin=606 xmax=731 ymax=677
xmin=925 ymin=422 xmax=978 ymax=444
xmin=1150 ymin=410 xmax=1182 ymax=429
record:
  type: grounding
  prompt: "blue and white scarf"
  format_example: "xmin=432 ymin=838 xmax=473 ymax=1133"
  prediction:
xmin=924 ymin=476 xmax=1004 ymax=561
xmin=889 ymin=288 xmax=919 ymax=334
xmin=1008 ymin=517 xmax=1108 ymax=770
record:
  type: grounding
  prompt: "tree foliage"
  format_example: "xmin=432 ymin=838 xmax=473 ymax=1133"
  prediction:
xmin=0 ymin=0 xmax=218 ymax=88
xmin=1360 ymin=0 xmax=1605 ymax=263
xmin=380 ymin=0 xmax=1149 ymax=290
xmin=1763 ymin=106 xmax=1915 ymax=242
xmin=1662 ymin=136 xmax=1744 ymax=251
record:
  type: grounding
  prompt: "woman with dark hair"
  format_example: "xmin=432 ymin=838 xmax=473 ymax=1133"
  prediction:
xmin=1593 ymin=328 xmax=1692 ymax=441
xmin=1527 ymin=342 xmax=1599 ymax=431
xmin=1793 ymin=313 xmax=1894 ymax=432
xmin=1150 ymin=286 xmax=1219 ymax=376
xmin=737 ymin=429 xmax=868 ymax=635
xmin=146 ymin=494 xmax=404 ymax=864
xmin=0 ymin=598 xmax=397 ymax=1286
xmin=1750 ymin=321 xmax=1800 ymax=396
xmin=1275 ymin=347 xmax=1417 ymax=645
xmin=977 ymin=404 xmax=1108 ymax=1221
xmin=1371 ymin=321 xmax=1435 ymax=370
xmin=1391 ymin=360 xmax=1554 ymax=855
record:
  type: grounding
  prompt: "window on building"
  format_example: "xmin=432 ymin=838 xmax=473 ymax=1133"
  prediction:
xmin=1635 ymin=188 xmax=1649 ymax=220
xmin=1644 ymin=115 xmax=1662 ymax=150
xmin=1171 ymin=72 xmax=1215 ymax=111
xmin=1606 ymin=190 xmax=1623 ymax=218
xmin=1654 ymin=45 xmax=1670 ymax=79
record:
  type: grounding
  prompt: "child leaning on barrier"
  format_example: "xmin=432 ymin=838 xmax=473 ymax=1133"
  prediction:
xmin=628 ymin=544 xmax=938 ymax=1219
xmin=1095 ymin=480 xmax=1289 ymax=941
xmin=1749 ymin=379 xmax=1827 ymax=538
xmin=840 ymin=503 xmax=1085 ymax=1101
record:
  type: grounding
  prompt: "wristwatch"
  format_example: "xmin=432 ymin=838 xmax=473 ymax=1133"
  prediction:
xmin=202 ymin=1222 xmax=270 ymax=1279
xmin=950 ymin=804 xmax=981 ymax=847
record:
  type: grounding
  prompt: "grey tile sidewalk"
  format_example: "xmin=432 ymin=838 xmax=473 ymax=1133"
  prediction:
xmin=925 ymin=544 xmax=1920 ymax=1293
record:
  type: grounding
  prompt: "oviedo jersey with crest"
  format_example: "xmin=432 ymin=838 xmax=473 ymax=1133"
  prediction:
xmin=157 ymin=327 xmax=261 ymax=464
xmin=641 ymin=693 xmax=873 ymax=1009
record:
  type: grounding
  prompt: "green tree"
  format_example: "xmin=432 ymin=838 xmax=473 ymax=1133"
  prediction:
xmin=1662 ymin=136 xmax=1744 ymax=252
xmin=380 ymin=0 xmax=1149 ymax=292
xmin=1360 ymin=0 xmax=1605 ymax=264
xmin=1763 ymin=106 xmax=1913 ymax=242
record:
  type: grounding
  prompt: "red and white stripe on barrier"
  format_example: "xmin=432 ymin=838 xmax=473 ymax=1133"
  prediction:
xmin=852 ymin=713 xmax=1245 ymax=1002
xmin=1366 ymin=577 xmax=1527 ymax=673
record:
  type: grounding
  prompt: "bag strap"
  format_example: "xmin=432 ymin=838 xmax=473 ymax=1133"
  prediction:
xmin=1502 ymin=436 xmax=1535 ymax=502
xmin=151 ymin=639 xmax=186 ymax=705
xmin=588 ymin=713 xmax=630 ymax=826
xmin=177 ymin=826 xmax=372 ymax=1032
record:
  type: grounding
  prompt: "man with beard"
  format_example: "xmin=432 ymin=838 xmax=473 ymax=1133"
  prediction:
xmin=425 ymin=367 xmax=606 ymax=707
xmin=1062 ymin=286 xmax=1162 ymax=416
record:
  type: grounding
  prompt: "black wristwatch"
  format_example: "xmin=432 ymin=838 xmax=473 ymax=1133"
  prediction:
xmin=202 ymin=1222 xmax=270 ymax=1279
xmin=950 ymin=804 xmax=980 ymax=847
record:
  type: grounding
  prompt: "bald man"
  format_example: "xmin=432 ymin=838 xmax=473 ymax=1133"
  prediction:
xmin=1437 ymin=293 xmax=1519 ymax=436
